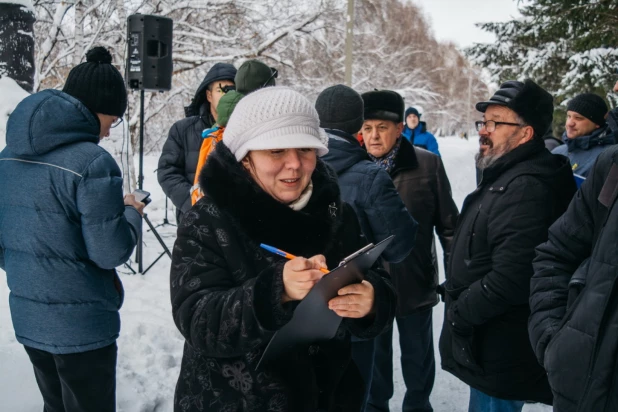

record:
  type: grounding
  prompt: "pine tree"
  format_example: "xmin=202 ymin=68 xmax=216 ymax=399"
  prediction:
xmin=468 ymin=0 xmax=618 ymax=113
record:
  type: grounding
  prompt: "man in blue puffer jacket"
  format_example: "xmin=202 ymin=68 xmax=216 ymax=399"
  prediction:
xmin=402 ymin=107 xmax=441 ymax=156
xmin=0 ymin=47 xmax=143 ymax=412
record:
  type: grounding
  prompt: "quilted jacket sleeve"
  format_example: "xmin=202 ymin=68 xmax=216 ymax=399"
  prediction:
xmin=529 ymin=153 xmax=611 ymax=364
xmin=365 ymin=168 xmax=417 ymax=264
xmin=339 ymin=204 xmax=397 ymax=340
xmin=77 ymin=151 xmax=142 ymax=270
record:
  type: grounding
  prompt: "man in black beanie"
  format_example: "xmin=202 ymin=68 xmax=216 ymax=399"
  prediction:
xmin=0 ymin=46 xmax=143 ymax=412
xmin=157 ymin=62 xmax=237 ymax=223
xmin=358 ymin=90 xmax=459 ymax=412
xmin=318 ymin=85 xmax=418 ymax=409
xmin=552 ymin=92 xmax=615 ymax=179
xmin=439 ymin=79 xmax=576 ymax=411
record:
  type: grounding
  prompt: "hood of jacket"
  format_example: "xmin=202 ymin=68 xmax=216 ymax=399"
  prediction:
xmin=322 ymin=129 xmax=369 ymax=175
xmin=198 ymin=142 xmax=343 ymax=256
xmin=184 ymin=62 xmax=237 ymax=119
xmin=5 ymin=89 xmax=100 ymax=156
xmin=562 ymin=125 xmax=615 ymax=152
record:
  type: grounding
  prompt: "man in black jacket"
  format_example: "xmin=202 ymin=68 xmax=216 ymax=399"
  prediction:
xmin=530 ymin=146 xmax=618 ymax=412
xmin=360 ymin=90 xmax=459 ymax=412
xmin=157 ymin=62 xmax=236 ymax=222
xmin=439 ymin=80 xmax=576 ymax=411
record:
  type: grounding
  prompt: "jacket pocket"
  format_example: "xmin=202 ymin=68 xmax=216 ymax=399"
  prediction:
xmin=451 ymin=327 xmax=484 ymax=374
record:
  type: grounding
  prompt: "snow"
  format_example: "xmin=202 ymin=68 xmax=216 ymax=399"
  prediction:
xmin=0 ymin=76 xmax=29 ymax=150
xmin=0 ymin=136 xmax=551 ymax=411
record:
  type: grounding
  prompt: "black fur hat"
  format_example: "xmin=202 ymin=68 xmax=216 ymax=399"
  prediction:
xmin=476 ymin=79 xmax=554 ymax=138
xmin=361 ymin=90 xmax=405 ymax=123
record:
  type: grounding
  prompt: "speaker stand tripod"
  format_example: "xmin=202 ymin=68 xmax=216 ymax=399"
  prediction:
xmin=153 ymin=196 xmax=176 ymax=229
xmin=126 ymin=89 xmax=172 ymax=275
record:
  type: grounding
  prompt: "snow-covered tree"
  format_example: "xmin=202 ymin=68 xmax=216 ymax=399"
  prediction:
xmin=468 ymin=0 xmax=618 ymax=109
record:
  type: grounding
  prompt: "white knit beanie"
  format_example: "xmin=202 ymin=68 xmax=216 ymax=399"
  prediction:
xmin=223 ymin=86 xmax=329 ymax=161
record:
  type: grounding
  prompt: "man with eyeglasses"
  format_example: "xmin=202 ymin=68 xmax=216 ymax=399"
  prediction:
xmin=0 ymin=46 xmax=143 ymax=411
xmin=439 ymin=80 xmax=576 ymax=412
xmin=158 ymin=62 xmax=236 ymax=223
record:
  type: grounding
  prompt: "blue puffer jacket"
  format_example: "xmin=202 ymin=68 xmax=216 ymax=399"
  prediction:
xmin=322 ymin=130 xmax=417 ymax=263
xmin=402 ymin=122 xmax=440 ymax=157
xmin=552 ymin=125 xmax=616 ymax=178
xmin=0 ymin=90 xmax=142 ymax=354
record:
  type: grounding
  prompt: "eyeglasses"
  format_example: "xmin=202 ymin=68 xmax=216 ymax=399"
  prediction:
xmin=111 ymin=117 xmax=124 ymax=128
xmin=221 ymin=84 xmax=236 ymax=94
xmin=262 ymin=67 xmax=278 ymax=88
xmin=475 ymin=120 xmax=523 ymax=133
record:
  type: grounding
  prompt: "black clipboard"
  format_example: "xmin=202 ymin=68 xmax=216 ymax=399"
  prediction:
xmin=256 ymin=235 xmax=394 ymax=369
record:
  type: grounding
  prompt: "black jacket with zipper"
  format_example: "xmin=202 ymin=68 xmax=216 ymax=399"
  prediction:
xmin=530 ymin=146 xmax=618 ymax=411
xmin=439 ymin=138 xmax=575 ymax=404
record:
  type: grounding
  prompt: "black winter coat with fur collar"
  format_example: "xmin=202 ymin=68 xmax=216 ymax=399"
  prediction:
xmin=170 ymin=143 xmax=396 ymax=412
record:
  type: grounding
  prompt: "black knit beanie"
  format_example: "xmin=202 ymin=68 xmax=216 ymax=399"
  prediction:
xmin=567 ymin=93 xmax=608 ymax=126
xmin=315 ymin=84 xmax=364 ymax=134
xmin=405 ymin=107 xmax=421 ymax=119
xmin=63 ymin=47 xmax=127 ymax=117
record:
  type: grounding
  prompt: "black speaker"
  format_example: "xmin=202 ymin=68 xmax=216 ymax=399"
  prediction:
xmin=126 ymin=14 xmax=173 ymax=91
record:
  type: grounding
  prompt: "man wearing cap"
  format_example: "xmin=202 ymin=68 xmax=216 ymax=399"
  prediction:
xmin=359 ymin=90 xmax=458 ymax=412
xmin=0 ymin=46 xmax=143 ymax=411
xmin=402 ymin=107 xmax=441 ymax=156
xmin=158 ymin=62 xmax=236 ymax=223
xmin=316 ymin=85 xmax=418 ymax=405
xmin=438 ymin=80 xmax=576 ymax=411
xmin=552 ymin=93 xmax=615 ymax=179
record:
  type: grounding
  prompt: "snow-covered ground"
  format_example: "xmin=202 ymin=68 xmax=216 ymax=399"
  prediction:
xmin=0 ymin=136 xmax=551 ymax=411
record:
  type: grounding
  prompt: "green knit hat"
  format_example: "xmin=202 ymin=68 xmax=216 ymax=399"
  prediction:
xmin=235 ymin=59 xmax=277 ymax=95
xmin=216 ymin=91 xmax=244 ymax=127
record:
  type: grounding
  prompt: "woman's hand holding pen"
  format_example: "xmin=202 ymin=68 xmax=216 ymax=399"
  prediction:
xmin=282 ymin=255 xmax=328 ymax=303
xmin=328 ymin=281 xmax=375 ymax=319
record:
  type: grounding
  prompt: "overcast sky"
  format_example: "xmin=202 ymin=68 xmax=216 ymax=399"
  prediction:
xmin=410 ymin=0 xmax=522 ymax=49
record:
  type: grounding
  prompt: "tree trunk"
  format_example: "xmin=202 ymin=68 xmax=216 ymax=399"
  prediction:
xmin=0 ymin=3 xmax=35 ymax=92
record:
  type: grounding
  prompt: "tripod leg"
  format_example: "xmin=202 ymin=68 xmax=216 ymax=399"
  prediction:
xmin=143 ymin=214 xmax=172 ymax=258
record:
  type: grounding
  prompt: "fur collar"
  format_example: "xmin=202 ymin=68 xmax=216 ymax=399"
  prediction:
xmin=199 ymin=143 xmax=343 ymax=256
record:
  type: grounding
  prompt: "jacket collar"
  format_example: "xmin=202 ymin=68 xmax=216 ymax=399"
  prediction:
xmin=391 ymin=136 xmax=419 ymax=175
xmin=325 ymin=129 xmax=360 ymax=145
xmin=478 ymin=137 xmax=545 ymax=185
xmin=562 ymin=125 xmax=614 ymax=152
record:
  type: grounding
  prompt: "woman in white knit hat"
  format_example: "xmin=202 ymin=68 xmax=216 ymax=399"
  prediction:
xmin=169 ymin=86 xmax=396 ymax=412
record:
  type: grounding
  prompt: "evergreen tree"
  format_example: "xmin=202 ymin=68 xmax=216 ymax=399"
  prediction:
xmin=468 ymin=0 xmax=618 ymax=114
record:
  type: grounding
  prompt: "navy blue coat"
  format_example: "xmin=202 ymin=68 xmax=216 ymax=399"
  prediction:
xmin=0 ymin=90 xmax=142 ymax=354
xmin=322 ymin=130 xmax=417 ymax=264
xmin=403 ymin=122 xmax=441 ymax=157
xmin=552 ymin=125 xmax=616 ymax=179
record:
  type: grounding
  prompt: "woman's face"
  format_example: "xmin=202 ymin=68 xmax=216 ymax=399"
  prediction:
xmin=243 ymin=148 xmax=317 ymax=204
